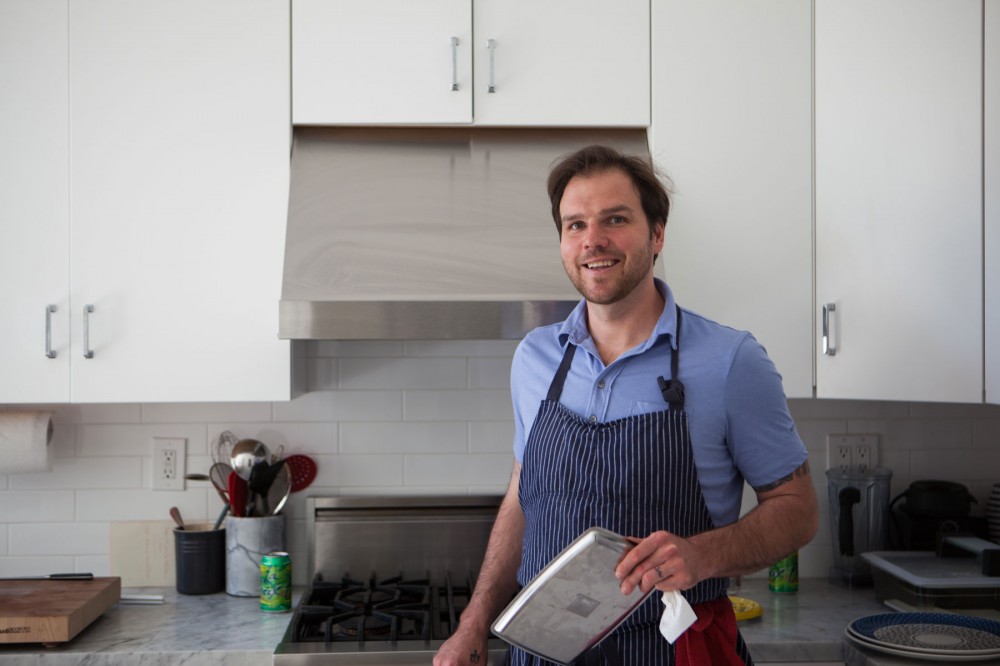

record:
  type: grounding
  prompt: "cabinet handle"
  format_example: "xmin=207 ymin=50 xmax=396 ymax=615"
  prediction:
xmin=486 ymin=38 xmax=497 ymax=93
xmin=83 ymin=304 xmax=95 ymax=359
xmin=822 ymin=303 xmax=837 ymax=356
xmin=450 ymin=37 xmax=459 ymax=91
xmin=45 ymin=304 xmax=57 ymax=359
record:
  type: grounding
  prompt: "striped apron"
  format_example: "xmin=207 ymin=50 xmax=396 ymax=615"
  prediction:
xmin=510 ymin=313 xmax=753 ymax=665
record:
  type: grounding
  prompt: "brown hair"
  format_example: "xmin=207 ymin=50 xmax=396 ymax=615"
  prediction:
xmin=546 ymin=145 xmax=671 ymax=237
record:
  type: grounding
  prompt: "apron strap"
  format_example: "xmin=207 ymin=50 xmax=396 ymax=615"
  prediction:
xmin=546 ymin=343 xmax=577 ymax=402
xmin=657 ymin=306 xmax=685 ymax=409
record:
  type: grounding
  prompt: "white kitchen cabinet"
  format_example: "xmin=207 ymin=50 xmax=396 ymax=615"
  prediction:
xmin=815 ymin=0 xmax=983 ymax=403
xmin=1 ymin=0 xmax=291 ymax=404
xmin=65 ymin=0 xmax=291 ymax=403
xmin=652 ymin=0 xmax=813 ymax=398
xmin=0 ymin=0 xmax=70 ymax=403
xmin=987 ymin=0 xmax=1000 ymax=404
xmin=292 ymin=0 xmax=649 ymax=127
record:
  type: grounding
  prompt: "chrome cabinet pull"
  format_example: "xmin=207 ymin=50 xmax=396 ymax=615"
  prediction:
xmin=45 ymin=305 xmax=57 ymax=359
xmin=83 ymin=304 xmax=95 ymax=359
xmin=822 ymin=303 xmax=837 ymax=356
xmin=450 ymin=37 xmax=459 ymax=91
xmin=486 ymin=38 xmax=496 ymax=93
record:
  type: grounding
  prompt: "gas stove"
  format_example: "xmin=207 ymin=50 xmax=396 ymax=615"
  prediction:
xmin=274 ymin=495 xmax=509 ymax=665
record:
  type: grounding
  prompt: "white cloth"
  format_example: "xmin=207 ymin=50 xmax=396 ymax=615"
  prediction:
xmin=659 ymin=590 xmax=697 ymax=643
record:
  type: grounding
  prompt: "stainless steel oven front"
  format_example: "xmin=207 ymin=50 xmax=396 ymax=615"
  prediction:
xmin=274 ymin=495 xmax=509 ymax=665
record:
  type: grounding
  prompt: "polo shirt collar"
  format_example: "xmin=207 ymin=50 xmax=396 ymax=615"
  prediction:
xmin=557 ymin=278 xmax=679 ymax=352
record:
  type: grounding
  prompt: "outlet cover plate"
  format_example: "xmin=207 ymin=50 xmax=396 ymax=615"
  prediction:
xmin=152 ymin=437 xmax=186 ymax=491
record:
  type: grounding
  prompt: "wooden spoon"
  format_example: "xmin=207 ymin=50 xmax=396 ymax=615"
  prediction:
xmin=169 ymin=506 xmax=185 ymax=530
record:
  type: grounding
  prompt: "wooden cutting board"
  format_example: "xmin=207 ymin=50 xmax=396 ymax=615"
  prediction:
xmin=0 ymin=577 xmax=120 ymax=644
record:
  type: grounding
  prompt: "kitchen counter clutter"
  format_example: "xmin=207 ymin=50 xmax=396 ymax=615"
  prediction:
xmin=0 ymin=578 xmax=890 ymax=664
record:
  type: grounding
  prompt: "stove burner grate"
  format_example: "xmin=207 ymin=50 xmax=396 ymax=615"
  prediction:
xmin=293 ymin=573 xmax=458 ymax=643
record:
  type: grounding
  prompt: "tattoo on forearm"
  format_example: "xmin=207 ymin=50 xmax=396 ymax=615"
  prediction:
xmin=470 ymin=649 xmax=481 ymax=663
xmin=752 ymin=460 xmax=810 ymax=493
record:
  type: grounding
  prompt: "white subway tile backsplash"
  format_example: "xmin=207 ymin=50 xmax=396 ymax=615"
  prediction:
xmin=10 ymin=522 xmax=109 ymax=555
xmin=853 ymin=418 xmax=973 ymax=451
xmin=274 ymin=390 xmax=403 ymax=422
xmin=76 ymin=489 xmax=210 ymax=523
xmin=972 ymin=420 xmax=1000 ymax=448
xmin=77 ymin=424 xmax=208 ymax=456
xmin=468 ymin=357 xmax=514 ymax=389
xmin=404 ymin=453 xmax=514 ymax=487
xmin=404 ymin=389 xmax=513 ymax=421
xmin=4 ymin=349 xmax=1000 ymax=584
xmin=76 ymin=555 xmax=110 ymax=577
xmin=910 ymin=448 xmax=1000 ymax=482
xmin=10 ymin=457 xmax=142 ymax=490
xmin=340 ymin=357 xmax=467 ymax=390
xmin=141 ymin=402 xmax=272 ymax=424
xmin=206 ymin=423 xmax=339 ymax=457
xmin=311 ymin=454 xmax=404 ymax=487
xmin=469 ymin=422 xmax=515 ymax=453
xmin=308 ymin=358 xmax=338 ymax=391
xmin=0 ymin=491 xmax=75 ymax=522
xmin=340 ymin=422 xmax=467 ymax=454
xmin=788 ymin=398 xmax=910 ymax=420
xmin=51 ymin=403 xmax=142 ymax=425
xmin=0 ymin=556 xmax=75 ymax=577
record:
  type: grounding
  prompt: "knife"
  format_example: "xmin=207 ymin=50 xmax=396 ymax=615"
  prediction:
xmin=0 ymin=573 xmax=94 ymax=581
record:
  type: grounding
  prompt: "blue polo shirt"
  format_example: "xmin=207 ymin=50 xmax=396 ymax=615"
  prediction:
xmin=511 ymin=279 xmax=807 ymax=528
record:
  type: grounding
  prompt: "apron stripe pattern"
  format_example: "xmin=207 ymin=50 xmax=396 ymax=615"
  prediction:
xmin=509 ymin=308 xmax=753 ymax=666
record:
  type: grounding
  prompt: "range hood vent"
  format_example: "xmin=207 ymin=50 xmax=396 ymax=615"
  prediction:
xmin=280 ymin=126 xmax=649 ymax=340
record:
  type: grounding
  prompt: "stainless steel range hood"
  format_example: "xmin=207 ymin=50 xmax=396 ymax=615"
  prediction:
xmin=279 ymin=126 xmax=649 ymax=339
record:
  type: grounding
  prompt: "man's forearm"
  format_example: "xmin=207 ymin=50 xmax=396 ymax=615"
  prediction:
xmin=458 ymin=466 xmax=525 ymax=634
xmin=690 ymin=466 xmax=818 ymax=579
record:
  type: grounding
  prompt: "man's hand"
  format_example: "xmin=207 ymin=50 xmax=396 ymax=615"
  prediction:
xmin=433 ymin=626 xmax=489 ymax=666
xmin=614 ymin=460 xmax=818 ymax=596
xmin=614 ymin=531 xmax=704 ymax=595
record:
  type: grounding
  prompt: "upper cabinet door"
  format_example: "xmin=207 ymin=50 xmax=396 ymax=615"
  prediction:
xmin=293 ymin=0 xmax=473 ymax=125
xmin=987 ymin=0 xmax=999 ymax=404
xmin=815 ymin=0 xmax=983 ymax=402
xmin=472 ymin=0 xmax=649 ymax=127
xmin=0 ymin=0 xmax=70 ymax=403
xmin=652 ymin=0 xmax=813 ymax=398
xmin=292 ymin=0 xmax=649 ymax=127
xmin=69 ymin=0 xmax=291 ymax=402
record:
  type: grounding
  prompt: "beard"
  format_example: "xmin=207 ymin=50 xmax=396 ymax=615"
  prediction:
xmin=563 ymin=242 xmax=656 ymax=305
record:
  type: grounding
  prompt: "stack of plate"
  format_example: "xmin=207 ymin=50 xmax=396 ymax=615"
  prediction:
xmin=845 ymin=612 xmax=1000 ymax=662
xmin=988 ymin=483 xmax=1000 ymax=543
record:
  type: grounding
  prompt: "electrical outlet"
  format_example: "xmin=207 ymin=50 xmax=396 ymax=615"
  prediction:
xmin=153 ymin=437 xmax=186 ymax=491
xmin=826 ymin=433 xmax=880 ymax=471
xmin=827 ymin=434 xmax=853 ymax=471
xmin=854 ymin=434 xmax=879 ymax=472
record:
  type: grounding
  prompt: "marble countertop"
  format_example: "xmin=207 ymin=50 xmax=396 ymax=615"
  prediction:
xmin=0 ymin=578 xmax=891 ymax=665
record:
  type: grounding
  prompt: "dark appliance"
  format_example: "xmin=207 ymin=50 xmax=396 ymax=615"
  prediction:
xmin=890 ymin=480 xmax=989 ymax=550
xmin=826 ymin=467 xmax=893 ymax=585
xmin=273 ymin=495 xmax=509 ymax=665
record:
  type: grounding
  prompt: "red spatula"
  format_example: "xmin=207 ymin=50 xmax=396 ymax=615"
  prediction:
xmin=228 ymin=470 xmax=249 ymax=517
xmin=285 ymin=454 xmax=317 ymax=492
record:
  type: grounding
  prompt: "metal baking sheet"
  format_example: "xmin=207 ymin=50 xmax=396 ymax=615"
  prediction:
xmin=492 ymin=527 xmax=652 ymax=665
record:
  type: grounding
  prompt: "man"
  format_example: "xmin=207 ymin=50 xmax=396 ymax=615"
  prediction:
xmin=434 ymin=145 xmax=817 ymax=665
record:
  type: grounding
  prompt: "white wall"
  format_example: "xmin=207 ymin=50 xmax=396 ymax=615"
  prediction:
xmin=2 ymin=340 xmax=1000 ymax=584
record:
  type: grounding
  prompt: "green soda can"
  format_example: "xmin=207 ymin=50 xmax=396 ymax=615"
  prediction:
xmin=260 ymin=551 xmax=292 ymax=612
xmin=768 ymin=551 xmax=798 ymax=594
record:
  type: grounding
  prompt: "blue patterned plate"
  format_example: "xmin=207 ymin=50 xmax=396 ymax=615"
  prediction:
xmin=848 ymin=613 xmax=1000 ymax=657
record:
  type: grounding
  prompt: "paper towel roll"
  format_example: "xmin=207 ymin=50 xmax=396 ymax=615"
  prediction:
xmin=0 ymin=411 xmax=53 ymax=473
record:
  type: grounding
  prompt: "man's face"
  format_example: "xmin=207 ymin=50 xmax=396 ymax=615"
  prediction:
xmin=558 ymin=169 xmax=664 ymax=305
